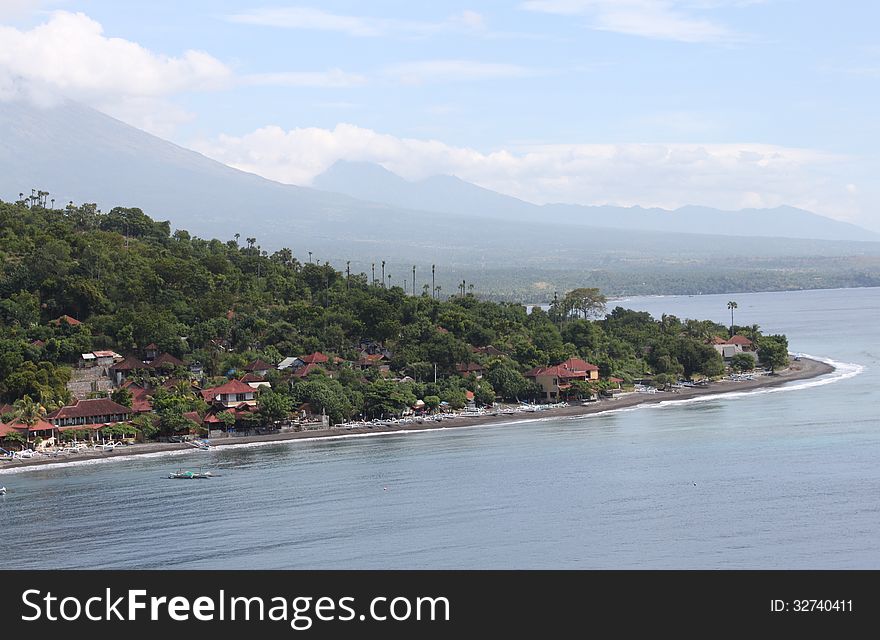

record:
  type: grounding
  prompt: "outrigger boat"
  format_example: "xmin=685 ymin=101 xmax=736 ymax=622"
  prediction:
xmin=168 ymin=468 xmax=214 ymax=479
xmin=0 ymin=486 xmax=7 ymax=495
xmin=186 ymin=439 xmax=211 ymax=450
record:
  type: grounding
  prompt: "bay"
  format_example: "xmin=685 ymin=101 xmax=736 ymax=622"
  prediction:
xmin=1 ymin=287 xmax=876 ymax=569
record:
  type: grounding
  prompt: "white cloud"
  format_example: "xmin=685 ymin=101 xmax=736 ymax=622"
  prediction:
xmin=0 ymin=0 xmax=64 ymax=21
xmin=521 ymin=0 xmax=742 ymax=43
xmin=226 ymin=7 xmax=488 ymax=38
xmin=384 ymin=60 xmax=540 ymax=84
xmin=190 ymin=123 xmax=864 ymax=221
xmin=0 ymin=11 xmax=233 ymax=134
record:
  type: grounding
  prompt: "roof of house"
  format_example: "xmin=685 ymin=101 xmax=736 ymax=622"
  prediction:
xmin=293 ymin=363 xmax=320 ymax=378
xmin=0 ymin=404 xmax=14 ymax=416
xmin=203 ymin=379 xmax=255 ymax=397
xmin=727 ymin=335 xmax=754 ymax=346
xmin=709 ymin=336 xmax=728 ymax=345
xmin=145 ymin=343 xmax=158 ymax=350
xmin=0 ymin=422 xmax=26 ymax=437
xmin=465 ymin=390 xmax=475 ymax=401
xmin=53 ymin=314 xmax=81 ymax=326
xmin=356 ymin=353 xmax=385 ymax=365
xmin=524 ymin=365 xmax=594 ymax=379
xmin=277 ymin=356 xmax=298 ymax=370
xmin=92 ymin=350 xmax=121 ymax=359
xmin=436 ymin=326 xmax=449 ymax=334
xmin=239 ymin=372 xmax=266 ymax=383
xmin=560 ymin=357 xmax=599 ymax=372
xmin=48 ymin=398 xmax=131 ymax=420
xmin=609 ymin=377 xmax=624 ymax=383
xmin=151 ymin=352 xmax=185 ymax=368
xmin=182 ymin=411 xmax=202 ymax=425
xmin=244 ymin=359 xmax=273 ymax=372
xmin=31 ymin=339 xmax=45 ymax=347
xmin=299 ymin=352 xmax=329 ymax=364
xmin=111 ymin=354 xmax=151 ymax=371
xmin=456 ymin=362 xmax=484 ymax=373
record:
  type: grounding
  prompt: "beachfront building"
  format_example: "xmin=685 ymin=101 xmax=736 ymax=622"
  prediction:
xmin=710 ymin=335 xmax=757 ymax=360
xmin=200 ymin=379 xmax=257 ymax=408
xmin=47 ymin=398 xmax=132 ymax=428
xmin=525 ymin=357 xmax=600 ymax=401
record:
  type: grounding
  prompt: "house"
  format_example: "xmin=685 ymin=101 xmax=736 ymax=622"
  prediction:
xmin=525 ymin=358 xmax=599 ymax=401
xmin=144 ymin=343 xmax=159 ymax=361
xmin=277 ymin=356 xmax=298 ymax=371
xmin=0 ymin=418 xmax=57 ymax=448
xmin=121 ymin=381 xmax=155 ymax=414
xmin=110 ymin=354 xmax=152 ymax=384
xmin=243 ymin=359 xmax=273 ymax=377
xmin=51 ymin=314 xmax=81 ymax=327
xmin=355 ymin=353 xmax=385 ymax=370
xmin=456 ymin=362 xmax=485 ymax=378
xmin=240 ymin=372 xmax=271 ymax=390
xmin=296 ymin=352 xmax=329 ymax=368
xmin=292 ymin=363 xmax=322 ymax=379
xmin=200 ymin=379 xmax=257 ymax=408
xmin=47 ymin=398 xmax=131 ymax=428
xmin=710 ymin=335 xmax=756 ymax=360
xmin=150 ymin=352 xmax=185 ymax=369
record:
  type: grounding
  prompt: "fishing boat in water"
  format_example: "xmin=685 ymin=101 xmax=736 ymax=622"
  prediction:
xmin=168 ymin=468 xmax=214 ymax=479
xmin=0 ymin=486 xmax=7 ymax=495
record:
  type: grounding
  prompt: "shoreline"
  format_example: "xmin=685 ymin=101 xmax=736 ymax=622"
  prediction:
xmin=0 ymin=357 xmax=835 ymax=474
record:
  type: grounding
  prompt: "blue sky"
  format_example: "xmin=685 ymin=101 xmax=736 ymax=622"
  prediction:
xmin=1 ymin=1 xmax=879 ymax=229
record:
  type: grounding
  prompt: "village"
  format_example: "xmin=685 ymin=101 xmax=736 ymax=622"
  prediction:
xmin=0 ymin=308 xmax=764 ymax=458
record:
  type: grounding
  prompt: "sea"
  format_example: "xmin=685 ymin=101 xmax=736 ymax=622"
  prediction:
xmin=0 ymin=287 xmax=876 ymax=569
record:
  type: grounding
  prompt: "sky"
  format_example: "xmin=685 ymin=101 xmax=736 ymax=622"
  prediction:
xmin=1 ymin=1 xmax=879 ymax=229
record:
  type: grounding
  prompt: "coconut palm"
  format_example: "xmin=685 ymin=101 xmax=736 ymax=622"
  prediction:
xmin=727 ymin=301 xmax=738 ymax=336
xmin=13 ymin=395 xmax=47 ymax=426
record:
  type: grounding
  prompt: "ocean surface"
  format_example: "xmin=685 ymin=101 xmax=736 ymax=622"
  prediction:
xmin=1 ymin=287 xmax=877 ymax=569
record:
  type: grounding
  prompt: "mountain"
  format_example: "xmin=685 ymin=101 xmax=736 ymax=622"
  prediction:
xmin=314 ymin=160 xmax=879 ymax=243
xmin=3 ymin=99 xmax=880 ymax=300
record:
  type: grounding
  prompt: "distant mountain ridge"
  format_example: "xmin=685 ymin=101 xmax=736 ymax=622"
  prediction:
xmin=313 ymin=160 xmax=878 ymax=243
xmin=2 ymin=99 xmax=879 ymax=284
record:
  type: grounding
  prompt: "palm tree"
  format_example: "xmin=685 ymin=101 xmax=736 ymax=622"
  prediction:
xmin=13 ymin=395 xmax=47 ymax=426
xmin=727 ymin=301 xmax=738 ymax=337
xmin=747 ymin=323 xmax=761 ymax=342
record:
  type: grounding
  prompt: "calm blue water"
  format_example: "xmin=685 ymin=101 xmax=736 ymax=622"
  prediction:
xmin=1 ymin=287 xmax=877 ymax=569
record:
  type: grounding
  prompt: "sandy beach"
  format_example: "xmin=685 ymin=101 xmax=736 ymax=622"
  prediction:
xmin=0 ymin=357 xmax=834 ymax=473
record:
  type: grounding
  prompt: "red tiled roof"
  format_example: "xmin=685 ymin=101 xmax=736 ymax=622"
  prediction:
xmin=609 ymin=377 xmax=624 ymax=383
xmin=244 ymin=359 xmax=273 ymax=371
xmin=456 ymin=362 xmax=484 ymax=373
xmin=31 ymin=339 xmax=46 ymax=347
xmin=48 ymin=398 xmax=131 ymax=420
xmin=356 ymin=354 xmax=384 ymax=365
xmin=92 ymin=350 xmax=120 ymax=358
xmin=709 ymin=336 xmax=728 ymax=345
xmin=182 ymin=411 xmax=202 ymax=425
xmin=0 ymin=422 xmax=27 ymax=437
xmin=0 ymin=404 xmax=14 ymax=417
xmin=293 ymin=363 xmax=320 ymax=378
xmin=53 ymin=315 xmax=81 ymax=326
xmin=560 ymin=357 xmax=599 ymax=372
xmin=111 ymin=354 xmax=152 ymax=371
xmin=525 ymin=365 xmax=593 ymax=379
xmin=151 ymin=353 xmax=185 ymax=368
xmin=436 ymin=326 xmax=449 ymax=334
xmin=727 ymin=335 xmax=753 ymax=346
xmin=465 ymin=390 xmax=475 ymax=401
xmin=239 ymin=372 xmax=266 ymax=383
xmin=300 ymin=352 xmax=329 ymax=364
xmin=145 ymin=343 xmax=158 ymax=350
xmin=203 ymin=379 xmax=255 ymax=396
xmin=125 ymin=383 xmax=154 ymax=413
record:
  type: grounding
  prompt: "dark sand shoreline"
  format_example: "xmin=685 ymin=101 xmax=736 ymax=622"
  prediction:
xmin=0 ymin=357 xmax=834 ymax=473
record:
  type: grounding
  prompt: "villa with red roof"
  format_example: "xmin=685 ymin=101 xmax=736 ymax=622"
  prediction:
xmin=710 ymin=335 xmax=756 ymax=359
xmin=243 ymin=359 xmax=273 ymax=376
xmin=200 ymin=379 xmax=257 ymax=408
xmin=525 ymin=358 xmax=600 ymax=401
xmin=47 ymin=398 xmax=131 ymax=428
